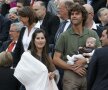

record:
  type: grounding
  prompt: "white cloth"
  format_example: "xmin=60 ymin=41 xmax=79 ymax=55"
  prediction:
xmin=63 ymin=19 xmax=71 ymax=32
xmin=14 ymin=51 xmax=58 ymax=90
xmin=67 ymin=54 xmax=84 ymax=65
xmin=22 ymin=24 xmax=37 ymax=51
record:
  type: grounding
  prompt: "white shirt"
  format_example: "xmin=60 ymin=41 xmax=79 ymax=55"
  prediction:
xmin=22 ymin=24 xmax=37 ymax=51
xmin=91 ymin=21 xmax=99 ymax=30
xmin=35 ymin=20 xmax=43 ymax=28
xmin=63 ymin=19 xmax=71 ymax=32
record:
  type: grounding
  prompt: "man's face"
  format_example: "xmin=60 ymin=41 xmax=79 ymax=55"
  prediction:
xmin=57 ymin=3 xmax=68 ymax=20
xmin=32 ymin=2 xmax=45 ymax=20
xmin=9 ymin=25 xmax=19 ymax=40
xmin=8 ymin=13 xmax=18 ymax=21
xmin=100 ymin=30 xmax=108 ymax=46
xmin=16 ymin=2 xmax=23 ymax=12
xmin=99 ymin=9 xmax=108 ymax=25
xmin=70 ymin=11 xmax=83 ymax=26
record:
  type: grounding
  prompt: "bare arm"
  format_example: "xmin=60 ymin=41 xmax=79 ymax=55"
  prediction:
xmin=53 ymin=51 xmax=86 ymax=76
xmin=53 ymin=51 xmax=72 ymax=70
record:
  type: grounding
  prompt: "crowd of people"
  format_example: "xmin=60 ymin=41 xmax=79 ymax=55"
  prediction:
xmin=0 ymin=0 xmax=108 ymax=90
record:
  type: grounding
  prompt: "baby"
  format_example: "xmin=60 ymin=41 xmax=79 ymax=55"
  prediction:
xmin=67 ymin=37 xmax=96 ymax=65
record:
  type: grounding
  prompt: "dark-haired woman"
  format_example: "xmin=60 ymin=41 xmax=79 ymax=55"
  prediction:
xmin=12 ymin=6 xmax=38 ymax=90
xmin=14 ymin=29 xmax=58 ymax=90
xmin=12 ymin=6 xmax=37 ymax=67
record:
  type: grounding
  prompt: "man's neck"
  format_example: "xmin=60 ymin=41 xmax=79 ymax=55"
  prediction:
xmin=72 ymin=24 xmax=83 ymax=35
xmin=85 ymin=20 xmax=93 ymax=29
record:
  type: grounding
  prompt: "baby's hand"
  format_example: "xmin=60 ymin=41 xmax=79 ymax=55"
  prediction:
xmin=83 ymin=53 xmax=90 ymax=57
xmin=67 ymin=55 xmax=74 ymax=65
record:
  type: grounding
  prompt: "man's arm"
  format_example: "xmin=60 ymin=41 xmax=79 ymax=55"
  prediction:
xmin=53 ymin=51 xmax=86 ymax=76
xmin=53 ymin=51 xmax=72 ymax=70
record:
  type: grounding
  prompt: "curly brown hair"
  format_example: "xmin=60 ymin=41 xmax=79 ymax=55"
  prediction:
xmin=68 ymin=3 xmax=88 ymax=26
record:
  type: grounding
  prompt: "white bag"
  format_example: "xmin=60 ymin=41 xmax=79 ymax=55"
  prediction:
xmin=48 ymin=79 xmax=59 ymax=90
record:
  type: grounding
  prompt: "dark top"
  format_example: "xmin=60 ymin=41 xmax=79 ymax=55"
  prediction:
xmin=0 ymin=14 xmax=11 ymax=45
xmin=0 ymin=40 xmax=12 ymax=52
xmin=12 ymin=27 xmax=26 ymax=67
xmin=0 ymin=67 xmax=20 ymax=90
xmin=40 ymin=12 xmax=60 ymax=45
xmin=87 ymin=46 xmax=108 ymax=90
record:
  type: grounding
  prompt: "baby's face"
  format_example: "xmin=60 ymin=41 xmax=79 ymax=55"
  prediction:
xmin=86 ymin=39 xmax=95 ymax=48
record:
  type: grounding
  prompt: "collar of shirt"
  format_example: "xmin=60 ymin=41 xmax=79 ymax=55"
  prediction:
xmin=63 ymin=19 xmax=71 ymax=32
xmin=91 ymin=21 xmax=99 ymax=30
xmin=69 ymin=27 xmax=90 ymax=36
xmin=35 ymin=20 xmax=43 ymax=28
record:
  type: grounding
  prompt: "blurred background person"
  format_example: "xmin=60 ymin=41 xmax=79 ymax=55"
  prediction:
xmin=0 ymin=51 xmax=20 ymax=90
xmin=55 ymin=0 xmax=73 ymax=43
xmin=84 ymin=0 xmax=108 ymax=23
xmin=73 ymin=0 xmax=85 ymax=5
xmin=83 ymin=4 xmax=103 ymax=38
xmin=32 ymin=1 xmax=60 ymax=55
xmin=87 ymin=26 xmax=108 ymax=90
xmin=97 ymin=8 xmax=108 ymax=27
xmin=47 ymin=0 xmax=59 ymax=16
xmin=7 ymin=7 xmax=19 ymax=23
xmin=16 ymin=0 xmax=30 ymax=12
xmin=12 ymin=6 xmax=36 ymax=67
xmin=12 ymin=6 xmax=36 ymax=90
xmin=0 ymin=22 xmax=23 ymax=52
xmin=0 ymin=14 xmax=11 ymax=47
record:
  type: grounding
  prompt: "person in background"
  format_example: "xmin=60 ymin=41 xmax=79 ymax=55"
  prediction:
xmin=1 ymin=0 xmax=10 ymax=16
xmin=7 ymin=7 xmax=19 ymax=23
xmin=73 ymin=0 xmax=85 ymax=5
xmin=87 ymin=26 xmax=108 ymax=90
xmin=12 ymin=6 xmax=36 ymax=67
xmin=16 ymin=0 xmax=30 ymax=12
xmin=97 ymin=8 xmax=108 ymax=27
xmin=32 ymin=1 xmax=60 ymax=55
xmin=0 ymin=0 xmax=3 ymax=13
xmin=55 ymin=0 xmax=73 ymax=42
xmin=0 ymin=14 xmax=11 ymax=47
xmin=0 ymin=51 xmax=20 ymax=90
xmin=0 ymin=22 xmax=23 ymax=52
xmin=83 ymin=4 xmax=103 ymax=38
xmin=12 ymin=6 xmax=37 ymax=90
xmin=84 ymin=0 xmax=107 ymax=23
xmin=47 ymin=0 xmax=59 ymax=15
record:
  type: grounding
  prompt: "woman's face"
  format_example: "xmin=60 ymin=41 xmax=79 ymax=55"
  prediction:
xmin=19 ymin=16 xmax=28 ymax=25
xmin=34 ymin=32 xmax=46 ymax=49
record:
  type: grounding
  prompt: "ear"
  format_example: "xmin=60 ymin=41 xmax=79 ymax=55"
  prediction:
xmin=98 ymin=16 xmax=101 ymax=21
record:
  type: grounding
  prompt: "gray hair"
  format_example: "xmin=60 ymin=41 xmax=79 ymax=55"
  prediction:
xmin=97 ymin=8 xmax=108 ymax=17
xmin=11 ymin=22 xmax=24 ymax=32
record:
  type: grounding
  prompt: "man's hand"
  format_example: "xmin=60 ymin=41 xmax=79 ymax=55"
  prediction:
xmin=71 ymin=56 xmax=87 ymax=76
xmin=74 ymin=56 xmax=87 ymax=68
xmin=67 ymin=64 xmax=86 ymax=76
xmin=74 ymin=67 xmax=86 ymax=76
